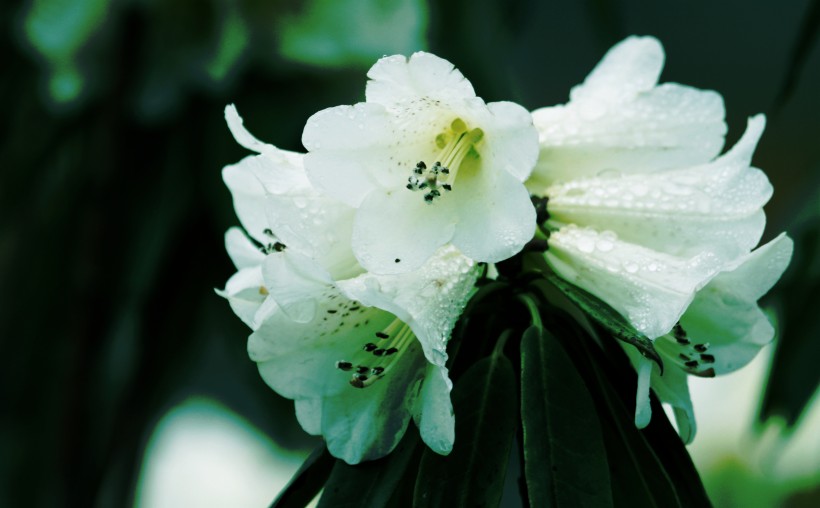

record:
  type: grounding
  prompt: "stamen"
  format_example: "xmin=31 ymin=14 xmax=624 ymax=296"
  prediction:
xmin=337 ymin=318 xmax=416 ymax=389
xmin=404 ymin=118 xmax=484 ymax=203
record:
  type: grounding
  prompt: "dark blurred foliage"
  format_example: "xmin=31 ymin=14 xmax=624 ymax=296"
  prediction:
xmin=1 ymin=0 xmax=818 ymax=506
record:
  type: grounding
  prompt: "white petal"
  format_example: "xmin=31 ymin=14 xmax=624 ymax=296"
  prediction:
xmin=365 ymin=52 xmax=476 ymax=108
xmin=223 ymin=156 xmax=269 ymax=244
xmin=241 ymin=148 xmax=308 ymax=196
xmin=545 ymin=225 xmax=721 ymax=338
xmin=414 ymin=365 xmax=455 ymax=455
xmin=530 ymin=84 xmax=726 ymax=187
xmin=294 ymin=398 xmax=322 ymax=436
xmin=352 ymin=188 xmax=457 ymax=274
xmin=529 ymin=36 xmax=726 ymax=188
xmin=317 ymin=349 xmax=427 ymax=464
xmin=572 ymin=36 xmax=665 ymax=103
xmin=225 ymin=104 xmax=277 ymax=156
xmin=338 ymin=245 xmax=479 ymax=368
xmin=217 ymin=266 xmax=270 ymax=330
xmin=262 ymin=251 xmax=334 ymax=323
xmin=479 ymin=101 xmax=540 ymax=182
xmin=302 ymin=103 xmax=400 ymax=206
xmin=679 ymin=234 xmax=793 ymax=375
xmin=707 ymin=232 xmax=793 ymax=302
xmin=450 ymin=164 xmax=536 ymax=263
xmin=251 ymin=303 xmax=395 ymax=398
xmin=225 ymin=227 xmax=264 ymax=270
xmin=264 ymin=187 xmax=359 ymax=279
xmin=545 ymin=117 xmax=771 ymax=260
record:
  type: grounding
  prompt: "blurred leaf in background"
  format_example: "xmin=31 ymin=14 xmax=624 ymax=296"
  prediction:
xmin=279 ymin=0 xmax=427 ymax=67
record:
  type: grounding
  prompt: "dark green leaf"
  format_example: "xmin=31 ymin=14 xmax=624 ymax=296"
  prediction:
xmin=773 ymin=0 xmax=820 ymax=110
xmin=554 ymin=313 xmax=711 ymax=508
xmin=520 ymin=324 xmax=613 ymax=508
xmin=547 ymin=275 xmax=663 ymax=373
xmin=318 ymin=428 xmax=421 ymax=508
xmin=272 ymin=445 xmax=334 ymax=508
xmin=413 ymin=350 xmax=517 ymax=508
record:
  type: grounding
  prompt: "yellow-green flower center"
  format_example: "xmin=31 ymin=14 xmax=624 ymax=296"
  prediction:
xmin=335 ymin=317 xmax=416 ymax=388
xmin=406 ymin=117 xmax=484 ymax=204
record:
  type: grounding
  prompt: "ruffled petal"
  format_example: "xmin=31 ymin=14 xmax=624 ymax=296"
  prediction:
xmin=450 ymin=165 xmax=536 ymax=263
xmin=351 ymin=188 xmax=457 ymax=274
xmin=225 ymin=227 xmax=265 ymax=270
xmin=678 ymin=234 xmax=793 ymax=375
xmin=545 ymin=116 xmax=771 ymax=260
xmin=365 ymin=52 xmax=476 ymax=108
xmin=337 ymin=244 xmax=479 ymax=368
xmin=529 ymin=36 xmax=726 ymax=188
xmin=545 ymin=225 xmax=721 ymax=338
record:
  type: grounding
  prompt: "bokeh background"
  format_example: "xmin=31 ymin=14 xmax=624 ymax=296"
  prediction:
xmin=2 ymin=0 xmax=819 ymax=506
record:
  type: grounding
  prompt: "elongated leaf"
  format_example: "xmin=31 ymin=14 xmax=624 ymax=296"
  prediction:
xmin=554 ymin=312 xmax=712 ymax=507
xmin=773 ymin=0 xmax=820 ymax=110
xmin=318 ymin=428 xmax=421 ymax=507
xmin=547 ymin=275 xmax=663 ymax=372
xmin=521 ymin=324 xmax=613 ymax=508
xmin=271 ymin=445 xmax=334 ymax=508
xmin=413 ymin=350 xmax=517 ymax=507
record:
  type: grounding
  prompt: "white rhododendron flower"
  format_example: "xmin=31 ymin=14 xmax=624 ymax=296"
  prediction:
xmin=219 ymin=106 xmax=480 ymax=464
xmin=529 ymin=36 xmax=774 ymax=339
xmin=302 ymin=52 xmax=539 ymax=275
xmin=624 ymin=234 xmax=793 ymax=442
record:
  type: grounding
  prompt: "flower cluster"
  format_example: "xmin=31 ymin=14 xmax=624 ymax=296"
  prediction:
xmin=220 ymin=37 xmax=791 ymax=462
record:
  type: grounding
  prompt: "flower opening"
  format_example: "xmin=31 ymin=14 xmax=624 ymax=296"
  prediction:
xmin=335 ymin=317 xmax=415 ymax=388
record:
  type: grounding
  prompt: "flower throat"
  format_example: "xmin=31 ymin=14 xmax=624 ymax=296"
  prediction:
xmin=335 ymin=318 xmax=415 ymax=388
xmin=406 ymin=118 xmax=484 ymax=204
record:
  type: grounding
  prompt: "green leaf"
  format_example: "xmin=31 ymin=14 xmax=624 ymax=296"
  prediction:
xmin=271 ymin=445 xmax=334 ymax=508
xmin=520 ymin=324 xmax=613 ymax=508
xmin=413 ymin=349 xmax=517 ymax=507
xmin=554 ymin=313 xmax=712 ymax=508
xmin=318 ymin=428 xmax=421 ymax=508
xmin=547 ymin=274 xmax=664 ymax=373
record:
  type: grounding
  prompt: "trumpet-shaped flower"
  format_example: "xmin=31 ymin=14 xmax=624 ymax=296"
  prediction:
xmin=219 ymin=106 xmax=480 ymax=464
xmin=302 ymin=52 xmax=539 ymax=274
xmin=624 ymin=234 xmax=793 ymax=442
xmin=530 ymin=36 xmax=774 ymax=339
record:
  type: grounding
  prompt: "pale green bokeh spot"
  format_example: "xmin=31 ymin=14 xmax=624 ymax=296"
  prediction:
xmin=280 ymin=0 xmax=428 ymax=67
xmin=23 ymin=0 xmax=111 ymax=103
xmin=135 ymin=396 xmax=307 ymax=508
xmin=48 ymin=64 xmax=85 ymax=103
xmin=206 ymin=2 xmax=249 ymax=82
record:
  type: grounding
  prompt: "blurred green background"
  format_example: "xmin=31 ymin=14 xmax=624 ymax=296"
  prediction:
xmin=1 ymin=0 xmax=818 ymax=506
